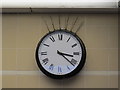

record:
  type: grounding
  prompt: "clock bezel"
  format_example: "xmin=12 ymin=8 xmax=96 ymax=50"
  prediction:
xmin=35 ymin=29 xmax=86 ymax=79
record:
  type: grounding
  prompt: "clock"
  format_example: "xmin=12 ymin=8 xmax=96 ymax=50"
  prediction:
xmin=36 ymin=29 xmax=86 ymax=79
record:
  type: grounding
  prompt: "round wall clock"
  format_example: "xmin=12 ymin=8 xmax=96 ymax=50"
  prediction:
xmin=36 ymin=29 xmax=86 ymax=79
xmin=36 ymin=15 xmax=86 ymax=79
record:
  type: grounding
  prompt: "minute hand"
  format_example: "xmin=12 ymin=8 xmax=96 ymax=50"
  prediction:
xmin=61 ymin=54 xmax=75 ymax=66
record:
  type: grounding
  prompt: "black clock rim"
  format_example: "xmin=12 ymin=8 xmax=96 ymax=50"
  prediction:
xmin=35 ymin=29 xmax=86 ymax=79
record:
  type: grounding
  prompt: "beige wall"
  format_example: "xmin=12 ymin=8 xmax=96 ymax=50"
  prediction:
xmin=2 ymin=14 xmax=118 ymax=88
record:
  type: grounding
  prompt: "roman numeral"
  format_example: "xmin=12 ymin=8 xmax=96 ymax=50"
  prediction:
xmin=71 ymin=59 xmax=77 ymax=66
xmin=58 ymin=66 xmax=62 ymax=73
xmin=49 ymin=36 xmax=55 ymax=42
xmin=67 ymin=66 xmax=70 ymax=70
xmin=67 ymin=37 xmax=71 ymax=42
xmin=49 ymin=64 xmax=54 ymax=71
xmin=41 ymin=52 xmax=47 ymax=55
xmin=73 ymin=52 xmax=79 ymax=55
xmin=72 ymin=43 xmax=77 ymax=48
xmin=58 ymin=34 xmax=63 ymax=40
xmin=42 ymin=58 xmax=49 ymax=65
xmin=43 ymin=44 xmax=49 ymax=47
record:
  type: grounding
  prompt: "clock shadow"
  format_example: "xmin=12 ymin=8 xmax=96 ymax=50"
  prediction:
xmin=43 ymin=75 xmax=79 ymax=88
xmin=43 ymin=76 xmax=63 ymax=88
xmin=61 ymin=70 xmax=85 ymax=88
xmin=43 ymin=66 xmax=85 ymax=88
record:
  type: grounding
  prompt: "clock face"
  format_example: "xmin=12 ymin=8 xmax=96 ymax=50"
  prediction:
xmin=36 ymin=30 xmax=86 ymax=79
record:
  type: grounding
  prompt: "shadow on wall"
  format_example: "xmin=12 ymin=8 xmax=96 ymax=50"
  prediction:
xmin=42 ymin=66 xmax=85 ymax=87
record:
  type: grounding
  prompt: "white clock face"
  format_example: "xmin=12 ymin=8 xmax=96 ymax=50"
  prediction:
xmin=36 ymin=30 xmax=84 ymax=76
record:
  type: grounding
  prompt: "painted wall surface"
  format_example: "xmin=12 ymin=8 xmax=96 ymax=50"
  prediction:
xmin=2 ymin=14 xmax=118 ymax=88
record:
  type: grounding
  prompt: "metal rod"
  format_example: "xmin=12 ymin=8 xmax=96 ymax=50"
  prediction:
xmin=75 ymin=21 xmax=84 ymax=34
xmin=58 ymin=15 xmax=61 ymax=30
xmin=70 ymin=16 xmax=79 ymax=32
xmin=50 ymin=16 xmax=55 ymax=31
xmin=42 ymin=16 xmax=50 ymax=32
xmin=65 ymin=15 xmax=70 ymax=30
xmin=64 ymin=15 xmax=66 ymax=29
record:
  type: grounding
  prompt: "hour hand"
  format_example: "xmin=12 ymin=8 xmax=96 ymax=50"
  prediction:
xmin=57 ymin=50 xmax=73 ymax=57
xmin=57 ymin=50 xmax=75 ymax=66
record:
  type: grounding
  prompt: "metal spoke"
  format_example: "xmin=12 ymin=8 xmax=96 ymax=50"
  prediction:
xmin=75 ymin=21 xmax=84 ymax=34
xmin=70 ymin=16 xmax=79 ymax=32
xmin=50 ymin=16 xmax=55 ymax=31
xmin=65 ymin=15 xmax=70 ymax=30
xmin=58 ymin=15 xmax=61 ymax=30
xmin=42 ymin=16 xmax=50 ymax=32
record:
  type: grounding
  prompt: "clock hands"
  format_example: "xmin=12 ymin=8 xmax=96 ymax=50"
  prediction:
xmin=57 ymin=50 xmax=73 ymax=57
xmin=57 ymin=50 xmax=75 ymax=66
